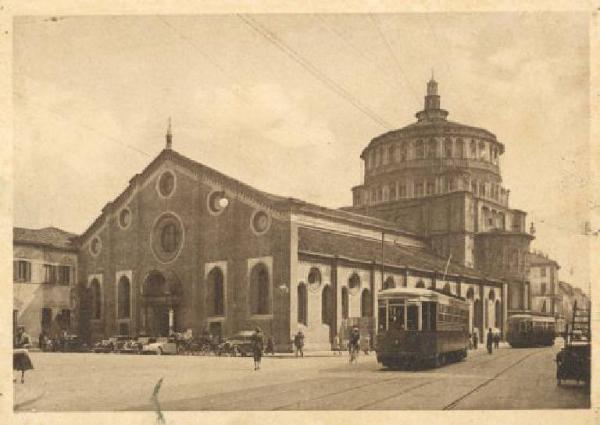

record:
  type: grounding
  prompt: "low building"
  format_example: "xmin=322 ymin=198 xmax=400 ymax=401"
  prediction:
xmin=13 ymin=227 xmax=78 ymax=347
xmin=527 ymin=251 xmax=560 ymax=316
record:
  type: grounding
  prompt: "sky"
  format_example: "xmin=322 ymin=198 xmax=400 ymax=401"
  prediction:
xmin=13 ymin=13 xmax=592 ymax=292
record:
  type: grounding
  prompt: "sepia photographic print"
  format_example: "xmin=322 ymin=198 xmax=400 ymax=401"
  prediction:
xmin=4 ymin=2 xmax=598 ymax=424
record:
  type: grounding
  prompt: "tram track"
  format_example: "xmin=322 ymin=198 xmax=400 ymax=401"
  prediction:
xmin=442 ymin=349 xmax=542 ymax=410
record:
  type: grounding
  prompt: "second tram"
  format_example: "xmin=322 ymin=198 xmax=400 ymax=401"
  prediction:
xmin=375 ymin=287 xmax=469 ymax=369
xmin=506 ymin=314 xmax=555 ymax=347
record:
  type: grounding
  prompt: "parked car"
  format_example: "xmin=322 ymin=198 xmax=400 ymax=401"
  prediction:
xmin=92 ymin=339 xmax=114 ymax=353
xmin=58 ymin=335 xmax=89 ymax=352
xmin=225 ymin=331 xmax=256 ymax=356
xmin=142 ymin=337 xmax=178 ymax=355
xmin=109 ymin=335 xmax=132 ymax=352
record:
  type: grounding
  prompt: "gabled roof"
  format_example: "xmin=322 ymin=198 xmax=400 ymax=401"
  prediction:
xmin=298 ymin=227 xmax=503 ymax=284
xmin=78 ymin=148 xmax=418 ymax=243
xmin=526 ymin=251 xmax=560 ymax=267
xmin=14 ymin=226 xmax=78 ymax=251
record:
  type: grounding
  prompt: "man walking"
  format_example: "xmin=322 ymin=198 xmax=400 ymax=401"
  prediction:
xmin=486 ymin=328 xmax=494 ymax=354
xmin=252 ymin=327 xmax=264 ymax=371
xmin=294 ymin=330 xmax=305 ymax=357
xmin=472 ymin=331 xmax=479 ymax=350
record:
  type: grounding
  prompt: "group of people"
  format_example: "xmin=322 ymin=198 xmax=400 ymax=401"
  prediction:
xmin=250 ymin=326 xmax=365 ymax=370
xmin=470 ymin=328 xmax=501 ymax=353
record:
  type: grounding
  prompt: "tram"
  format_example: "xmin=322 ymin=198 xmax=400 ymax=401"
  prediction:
xmin=506 ymin=314 xmax=555 ymax=348
xmin=375 ymin=287 xmax=469 ymax=369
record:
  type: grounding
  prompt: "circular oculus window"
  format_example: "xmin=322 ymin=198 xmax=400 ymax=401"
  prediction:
xmin=151 ymin=213 xmax=184 ymax=263
xmin=251 ymin=210 xmax=271 ymax=235
xmin=157 ymin=171 xmax=176 ymax=198
xmin=207 ymin=190 xmax=230 ymax=215
xmin=90 ymin=236 xmax=102 ymax=256
xmin=118 ymin=208 xmax=131 ymax=229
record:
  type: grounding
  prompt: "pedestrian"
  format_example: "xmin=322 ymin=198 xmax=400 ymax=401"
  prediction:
xmin=363 ymin=334 xmax=370 ymax=355
xmin=294 ymin=330 xmax=304 ymax=357
xmin=13 ymin=326 xmax=34 ymax=383
xmin=486 ymin=328 xmax=493 ymax=354
xmin=332 ymin=335 xmax=342 ymax=356
xmin=251 ymin=327 xmax=264 ymax=371
xmin=349 ymin=327 xmax=360 ymax=363
xmin=265 ymin=335 xmax=275 ymax=355
xmin=493 ymin=331 xmax=500 ymax=349
xmin=472 ymin=331 xmax=478 ymax=350
xmin=38 ymin=330 xmax=46 ymax=351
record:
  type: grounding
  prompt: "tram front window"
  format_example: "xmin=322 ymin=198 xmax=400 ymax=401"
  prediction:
xmin=389 ymin=304 xmax=405 ymax=329
xmin=407 ymin=305 xmax=418 ymax=330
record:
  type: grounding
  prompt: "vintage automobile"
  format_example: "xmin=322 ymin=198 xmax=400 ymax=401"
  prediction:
xmin=58 ymin=335 xmax=89 ymax=352
xmin=556 ymin=302 xmax=590 ymax=387
xmin=141 ymin=337 xmax=179 ymax=355
xmin=110 ymin=335 xmax=133 ymax=352
xmin=224 ymin=331 xmax=256 ymax=356
xmin=92 ymin=339 xmax=114 ymax=353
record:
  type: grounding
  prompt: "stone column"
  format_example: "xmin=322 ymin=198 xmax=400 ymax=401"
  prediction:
xmin=331 ymin=256 xmax=338 ymax=341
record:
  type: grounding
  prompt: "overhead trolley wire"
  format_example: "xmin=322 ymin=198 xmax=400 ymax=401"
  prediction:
xmin=238 ymin=14 xmax=395 ymax=130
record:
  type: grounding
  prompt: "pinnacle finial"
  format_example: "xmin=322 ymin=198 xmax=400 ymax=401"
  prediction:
xmin=431 ymin=68 xmax=434 ymax=81
xmin=166 ymin=117 xmax=172 ymax=149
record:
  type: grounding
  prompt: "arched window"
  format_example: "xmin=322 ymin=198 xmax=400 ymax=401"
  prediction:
xmin=427 ymin=139 xmax=437 ymax=158
xmin=348 ymin=273 xmax=361 ymax=294
xmin=416 ymin=140 xmax=424 ymax=159
xmin=297 ymin=283 xmax=307 ymax=325
xmin=361 ymin=289 xmax=372 ymax=317
xmin=117 ymin=276 xmax=131 ymax=319
xmin=307 ymin=267 xmax=321 ymax=291
xmin=456 ymin=139 xmax=464 ymax=158
xmin=341 ymin=287 xmax=349 ymax=320
xmin=416 ymin=280 xmax=425 ymax=289
xmin=444 ymin=138 xmax=453 ymax=158
xmin=90 ymin=278 xmax=101 ymax=320
xmin=207 ymin=267 xmax=225 ymax=316
xmin=322 ymin=285 xmax=333 ymax=325
xmin=489 ymin=289 xmax=496 ymax=301
xmin=383 ymin=276 xmax=395 ymax=290
xmin=466 ymin=287 xmax=474 ymax=300
xmin=443 ymin=283 xmax=451 ymax=294
xmin=250 ymin=263 xmax=270 ymax=315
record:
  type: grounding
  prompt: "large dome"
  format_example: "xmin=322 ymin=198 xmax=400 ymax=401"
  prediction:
xmin=352 ymin=78 xmax=509 ymax=209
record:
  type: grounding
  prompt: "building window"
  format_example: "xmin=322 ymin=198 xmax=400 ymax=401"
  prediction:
xmin=399 ymin=183 xmax=407 ymax=198
xmin=383 ymin=276 xmax=395 ymax=290
xmin=90 ymin=278 xmax=102 ymax=320
xmin=456 ymin=139 xmax=464 ymax=158
xmin=207 ymin=267 xmax=224 ymax=316
xmin=58 ymin=309 xmax=71 ymax=330
xmin=416 ymin=280 xmax=425 ymax=288
xmin=443 ymin=283 xmax=451 ymax=294
xmin=158 ymin=170 xmax=176 ymax=197
xmin=400 ymin=145 xmax=407 ymax=162
xmin=58 ymin=266 xmax=71 ymax=285
xmin=377 ymin=187 xmax=383 ymax=202
xmin=90 ymin=236 xmax=102 ymax=256
xmin=341 ymin=287 xmax=349 ymax=319
xmin=361 ymin=289 xmax=372 ymax=317
xmin=118 ymin=208 xmax=132 ymax=229
xmin=444 ymin=138 xmax=453 ymax=158
xmin=541 ymin=267 xmax=546 ymax=277
xmin=448 ymin=177 xmax=456 ymax=192
xmin=541 ymin=299 xmax=547 ymax=313
xmin=298 ymin=283 xmax=308 ymax=325
xmin=427 ymin=139 xmax=437 ymax=158
xmin=13 ymin=260 xmax=31 ymax=282
xmin=541 ymin=283 xmax=546 ymax=295
xmin=322 ymin=285 xmax=333 ymax=325
xmin=388 ymin=145 xmax=394 ymax=163
xmin=348 ymin=273 xmax=361 ymax=295
xmin=207 ymin=190 xmax=230 ymax=215
xmin=479 ymin=142 xmax=486 ymax=160
xmin=250 ymin=263 xmax=270 ymax=315
xmin=251 ymin=210 xmax=271 ymax=235
xmin=470 ymin=140 xmax=477 ymax=158
xmin=117 ymin=276 xmax=131 ymax=319
xmin=426 ymin=180 xmax=434 ymax=195
xmin=43 ymin=264 xmax=57 ymax=284
xmin=375 ymin=148 xmax=381 ymax=166
xmin=415 ymin=182 xmax=424 ymax=197
xmin=416 ymin=140 xmax=424 ymax=159
xmin=307 ymin=267 xmax=322 ymax=292
xmin=152 ymin=213 xmax=184 ymax=263
xmin=471 ymin=181 xmax=477 ymax=194
xmin=389 ymin=184 xmax=397 ymax=201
